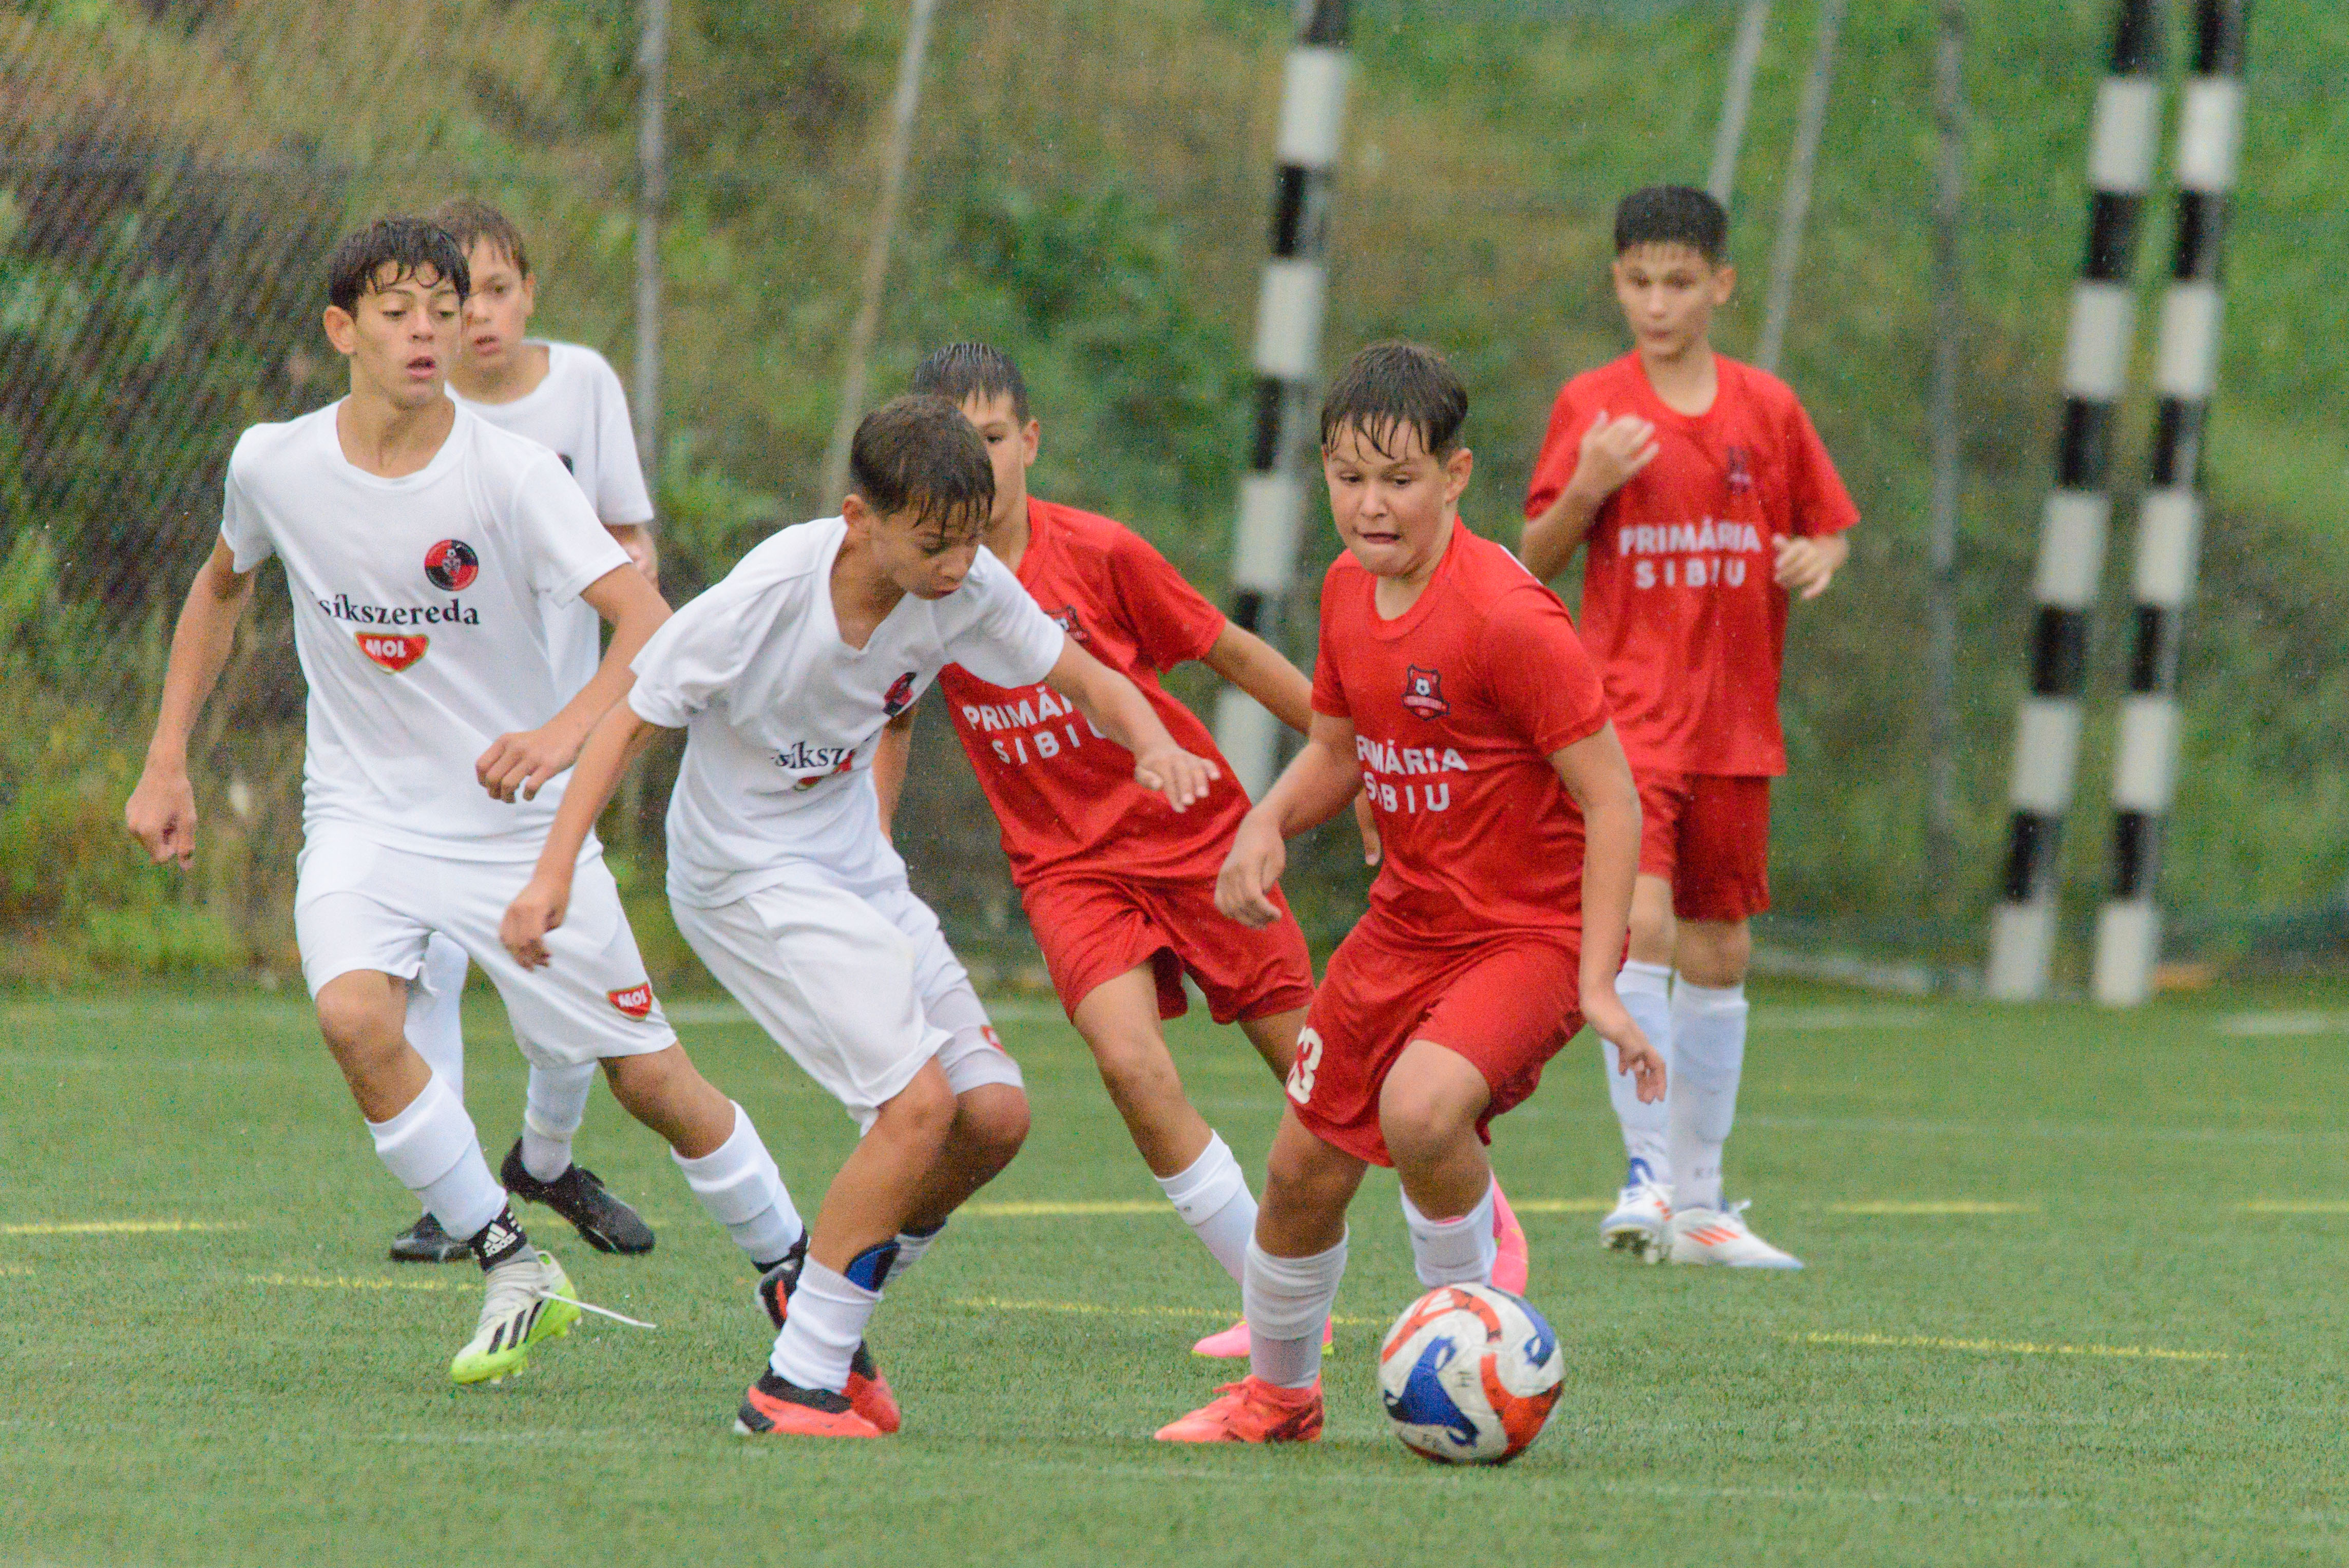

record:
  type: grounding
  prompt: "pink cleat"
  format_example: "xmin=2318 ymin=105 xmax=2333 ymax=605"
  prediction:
xmin=1155 ymin=1376 xmax=1324 ymax=1443
xmin=1191 ymin=1316 xmax=1335 ymax=1359
xmin=1491 ymin=1181 xmax=1530 ymax=1296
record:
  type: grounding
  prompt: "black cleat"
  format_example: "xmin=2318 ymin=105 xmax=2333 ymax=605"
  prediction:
xmin=389 ymin=1212 xmax=472 ymax=1264
xmin=499 ymin=1140 xmax=656 ymax=1255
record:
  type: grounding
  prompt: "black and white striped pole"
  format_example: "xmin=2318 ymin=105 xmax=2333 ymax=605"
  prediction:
xmin=1213 ymin=0 xmax=1351 ymax=801
xmin=2093 ymin=0 xmax=2247 ymax=1007
xmin=1985 ymin=0 xmax=2165 ymax=1001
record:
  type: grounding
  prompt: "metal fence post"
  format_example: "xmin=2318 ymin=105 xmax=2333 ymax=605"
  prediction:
xmin=633 ymin=0 xmax=669 ymax=477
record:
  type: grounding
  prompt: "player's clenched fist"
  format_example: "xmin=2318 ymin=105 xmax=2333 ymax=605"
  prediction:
xmin=1133 ymin=745 xmax=1219 ymax=814
xmin=1573 ymin=409 xmax=1660 ymax=500
xmin=125 ymin=769 xmax=199 ymax=867
xmin=476 ymin=722 xmax=583 ymax=804
xmin=1215 ymin=812 xmax=1288 ymax=929
xmin=501 ymin=871 xmax=571 ymax=970
xmin=1583 ymin=987 xmax=1665 ymax=1103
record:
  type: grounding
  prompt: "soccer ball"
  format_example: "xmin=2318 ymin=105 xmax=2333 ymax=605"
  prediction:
xmin=1377 ymin=1284 xmax=1563 ymax=1465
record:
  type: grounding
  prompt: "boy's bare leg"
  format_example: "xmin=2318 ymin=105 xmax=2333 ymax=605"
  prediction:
xmin=601 ymin=1046 xmax=806 ymax=1269
xmin=900 ymin=1084 xmax=1031 ymax=1232
xmin=1379 ymin=1040 xmax=1506 ymax=1288
xmin=1237 ymin=1006 xmax=1306 ymax=1079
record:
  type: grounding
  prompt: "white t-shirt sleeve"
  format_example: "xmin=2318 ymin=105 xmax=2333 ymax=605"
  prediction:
xmin=589 ymin=355 xmax=656 ymax=528
xmin=514 ymin=450 xmax=633 ymax=607
xmin=628 ymin=587 xmax=757 ymax=729
xmin=218 ymin=439 xmax=273 ymax=570
xmin=944 ymin=550 xmax=1066 ymax=688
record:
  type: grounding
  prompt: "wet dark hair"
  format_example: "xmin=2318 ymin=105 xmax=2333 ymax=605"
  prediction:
xmin=908 ymin=341 xmax=1029 ymax=423
xmin=326 ymin=217 xmax=470 ymax=315
xmin=849 ymin=395 xmax=995 ymax=539
xmin=430 ymin=197 xmax=532 ymax=278
xmin=1614 ymin=185 xmax=1729 ymax=264
xmin=1318 ymin=341 xmax=1469 ymax=460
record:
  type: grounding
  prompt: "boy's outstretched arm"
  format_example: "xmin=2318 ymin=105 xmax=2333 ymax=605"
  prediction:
xmin=1520 ymin=411 xmax=1659 ymax=582
xmin=1042 ymin=638 xmax=1218 ymax=813
xmin=502 ymin=702 xmax=670 ymax=968
xmin=1551 ymin=722 xmax=1664 ymax=1102
xmin=126 ymin=538 xmax=257 ymax=867
xmin=1216 ymin=712 xmax=1360 ymax=929
xmin=478 ymin=562 xmax=671 ymax=804
xmin=872 ymin=706 xmax=916 ymax=837
xmin=1198 ymin=621 xmax=1381 ymax=864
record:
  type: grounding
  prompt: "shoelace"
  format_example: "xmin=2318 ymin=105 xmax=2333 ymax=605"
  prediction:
xmin=549 ymin=1286 xmax=656 ymax=1331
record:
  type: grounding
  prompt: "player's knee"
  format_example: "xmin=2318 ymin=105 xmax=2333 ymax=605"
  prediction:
xmin=1378 ymin=1078 xmax=1482 ymax=1165
xmin=874 ymin=1064 xmax=957 ymax=1151
xmin=1626 ymin=906 xmax=1676 ymax=966
xmin=955 ymin=1083 xmax=1030 ymax=1170
xmin=314 ymin=978 xmax=401 ymax=1064
xmin=1089 ymin=1030 xmax=1179 ymax=1106
xmin=1678 ymin=921 xmax=1751 ymax=987
xmin=601 ymin=1044 xmax=690 ymax=1116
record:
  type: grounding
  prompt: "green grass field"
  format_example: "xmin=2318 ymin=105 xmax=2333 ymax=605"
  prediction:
xmin=5 ymin=979 xmax=2348 ymax=1566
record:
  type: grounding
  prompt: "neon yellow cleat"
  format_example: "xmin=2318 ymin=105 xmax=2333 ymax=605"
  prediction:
xmin=450 ymin=1251 xmax=581 ymax=1384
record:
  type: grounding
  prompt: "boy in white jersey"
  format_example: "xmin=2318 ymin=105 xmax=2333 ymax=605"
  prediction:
xmin=126 ymin=219 xmax=809 ymax=1387
xmin=374 ymin=198 xmax=663 ymax=1266
xmin=502 ymin=395 xmax=1218 ymax=1439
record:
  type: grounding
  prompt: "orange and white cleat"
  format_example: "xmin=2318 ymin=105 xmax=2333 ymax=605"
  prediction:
xmin=1664 ymin=1200 xmax=1802 ymax=1270
xmin=1491 ymin=1182 xmax=1530 ymax=1295
xmin=734 ymin=1370 xmax=884 ymax=1439
xmin=1154 ymin=1376 xmax=1325 ymax=1444
xmin=1191 ymin=1316 xmax=1333 ymax=1360
xmin=755 ymin=1248 xmax=902 ymax=1433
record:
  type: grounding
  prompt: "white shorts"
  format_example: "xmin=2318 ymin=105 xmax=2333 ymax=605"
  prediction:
xmin=672 ymin=868 xmax=1022 ymax=1131
xmin=294 ymin=826 xmax=677 ymax=1071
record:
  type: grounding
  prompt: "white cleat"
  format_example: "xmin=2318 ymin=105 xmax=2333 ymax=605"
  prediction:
xmin=1663 ymin=1201 xmax=1803 ymax=1270
xmin=1599 ymin=1158 xmax=1672 ymax=1259
xmin=450 ymin=1250 xmax=582 ymax=1385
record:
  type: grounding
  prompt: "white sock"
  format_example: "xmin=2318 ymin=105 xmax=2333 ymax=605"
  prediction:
xmin=1399 ymin=1182 xmax=1497 ymax=1287
xmin=768 ymin=1258 xmax=879 ymax=1394
xmin=1666 ymin=977 xmax=1748 ymax=1213
xmin=1246 ymin=1233 xmax=1347 ymax=1389
xmin=672 ymin=1103 xmax=805 ymax=1264
xmin=521 ymin=1061 xmax=596 ymax=1181
xmin=1611 ymin=960 xmax=1674 ymax=1182
xmin=404 ymin=935 xmax=470 ymax=1102
xmin=366 ymin=1073 xmax=504 ymax=1242
xmin=884 ymin=1220 xmax=945 ymax=1288
xmin=1154 ymin=1133 xmax=1257 ymax=1285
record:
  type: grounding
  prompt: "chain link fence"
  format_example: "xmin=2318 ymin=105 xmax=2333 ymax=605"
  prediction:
xmin=5 ymin=0 xmax=2346 ymax=991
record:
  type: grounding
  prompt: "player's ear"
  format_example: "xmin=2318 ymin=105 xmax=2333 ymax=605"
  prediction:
xmin=1710 ymin=264 xmax=1736 ymax=305
xmin=1442 ymin=444 xmax=1474 ymax=505
xmin=1020 ymin=418 xmax=1040 ymax=467
xmin=322 ymin=305 xmax=358 ymax=356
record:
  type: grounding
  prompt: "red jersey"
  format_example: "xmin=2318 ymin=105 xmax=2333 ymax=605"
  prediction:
xmin=938 ymin=498 xmax=1249 ymax=885
xmin=1310 ymin=521 xmax=1614 ymax=947
xmin=1523 ymin=352 xmax=1859 ymax=776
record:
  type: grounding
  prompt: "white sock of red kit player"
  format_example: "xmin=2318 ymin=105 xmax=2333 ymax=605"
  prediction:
xmin=1155 ymin=1132 xmax=1257 ymax=1283
xmin=1400 ymin=1182 xmax=1497 ymax=1287
xmin=1246 ymin=1234 xmax=1347 ymax=1389
xmin=367 ymin=1072 xmax=506 ymax=1243
xmin=1610 ymin=960 xmax=1674 ymax=1181
xmin=1666 ymin=978 xmax=1748 ymax=1213
xmin=521 ymin=1061 xmax=597 ymax=1181
xmin=769 ymin=1251 xmax=887 ymax=1393
xmin=672 ymin=1103 xmax=805 ymax=1264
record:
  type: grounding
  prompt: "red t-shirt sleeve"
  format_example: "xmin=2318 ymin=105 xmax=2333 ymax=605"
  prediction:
xmin=1477 ymin=586 xmax=1611 ymax=756
xmin=1523 ymin=381 xmax=1590 ymax=522
xmin=1309 ymin=570 xmax=1351 ymax=719
xmin=1783 ymin=395 xmax=1860 ymax=538
xmin=1109 ymin=527 xmax=1226 ymax=670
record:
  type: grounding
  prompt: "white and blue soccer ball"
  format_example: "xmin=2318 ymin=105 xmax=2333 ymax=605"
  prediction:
xmin=1377 ymin=1283 xmax=1563 ymax=1465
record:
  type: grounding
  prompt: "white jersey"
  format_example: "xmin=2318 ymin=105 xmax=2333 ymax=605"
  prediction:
xmin=222 ymin=401 xmax=631 ymax=861
xmin=630 ymin=516 xmax=1064 ymax=908
xmin=450 ymin=341 xmax=654 ymax=695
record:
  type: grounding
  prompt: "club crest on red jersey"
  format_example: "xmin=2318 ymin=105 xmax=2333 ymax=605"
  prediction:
xmin=883 ymin=671 xmax=919 ymax=717
xmin=606 ymin=983 xmax=655 ymax=1020
xmin=1724 ymin=446 xmax=1755 ymax=492
xmin=425 ymin=539 xmax=479 ymax=591
xmin=1048 ymin=606 xmax=1091 ymax=644
xmin=355 ymin=631 xmax=428 ymax=673
xmin=1401 ymin=665 xmax=1449 ymax=719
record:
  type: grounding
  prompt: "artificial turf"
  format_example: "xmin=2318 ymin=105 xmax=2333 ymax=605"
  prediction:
xmin=3 ymin=978 xmax=2346 ymax=1566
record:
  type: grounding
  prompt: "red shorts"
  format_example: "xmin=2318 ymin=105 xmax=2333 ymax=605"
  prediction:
xmin=1018 ymin=869 xmax=1316 ymax=1026
xmin=1637 ymin=772 xmax=1772 ymax=924
xmin=1289 ymin=916 xmax=1584 ymax=1168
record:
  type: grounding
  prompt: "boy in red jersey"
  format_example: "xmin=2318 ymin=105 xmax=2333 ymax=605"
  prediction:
xmin=1522 ymin=186 xmax=1857 ymax=1269
xmin=1157 ymin=342 xmax=1659 ymax=1444
xmin=888 ymin=345 xmax=1525 ymax=1357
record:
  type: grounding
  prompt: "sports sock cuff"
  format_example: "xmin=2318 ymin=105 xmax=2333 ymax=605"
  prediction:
xmin=468 ymin=1204 xmax=530 ymax=1270
xmin=801 ymin=1256 xmax=883 ymax=1307
xmin=1244 ymin=1233 xmax=1348 ymax=1342
xmin=1399 ymin=1181 xmax=1496 ymax=1235
xmin=366 ymin=1074 xmax=475 ymax=1190
xmin=1155 ymin=1133 xmax=1248 ymax=1224
xmin=1617 ymin=960 xmax=1673 ymax=997
xmin=672 ymin=1104 xmax=780 ymax=1224
xmin=1672 ymin=978 xmax=1748 ymax=1012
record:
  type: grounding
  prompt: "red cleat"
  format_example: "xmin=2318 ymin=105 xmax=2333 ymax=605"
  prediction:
xmin=1491 ymin=1182 xmax=1531 ymax=1296
xmin=1154 ymin=1376 xmax=1325 ymax=1444
xmin=734 ymin=1370 xmax=883 ymax=1439
xmin=756 ymin=1249 xmax=901 ymax=1433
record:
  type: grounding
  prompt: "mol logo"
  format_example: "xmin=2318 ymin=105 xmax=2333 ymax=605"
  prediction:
xmin=355 ymin=632 xmax=427 ymax=673
xmin=607 ymin=983 xmax=655 ymax=1020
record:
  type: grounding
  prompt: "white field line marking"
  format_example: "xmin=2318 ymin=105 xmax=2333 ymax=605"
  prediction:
xmin=948 ymin=1294 xmax=1383 ymax=1329
xmin=1741 ymin=1113 xmax=2348 ymax=1148
xmin=1749 ymin=1007 xmax=1937 ymax=1031
xmin=0 ymin=1054 xmax=287 ymax=1074
xmin=0 ymin=1220 xmax=247 ymax=1236
xmin=2214 ymin=1011 xmax=2349 ymax=1037
xmin=1818 ymin=1201 xmax=2036 ymax=1215
xmin=248 ymin=1273 xmax=465 ymax=1292
xmin=1795 ymin=1330 xmax=2226 ymax=1362
xmin=2240 ymin=1199 xmax=2349 ymax=1213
